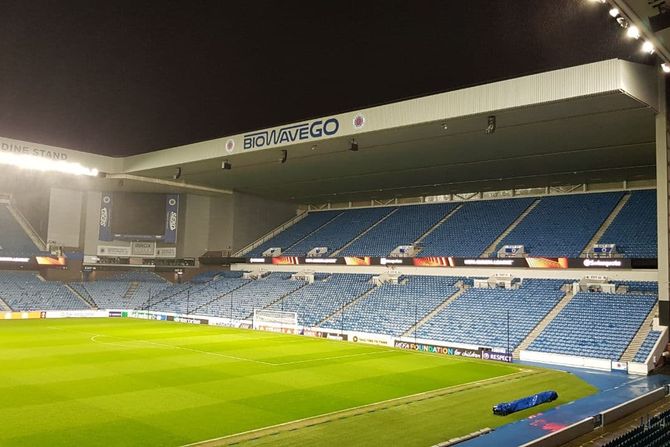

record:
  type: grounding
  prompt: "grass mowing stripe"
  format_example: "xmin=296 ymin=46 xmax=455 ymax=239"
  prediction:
xmin=0 ymin=318 xmax=594 ymax=447
xmin=181 ymin=369 xmax=534 ymax=446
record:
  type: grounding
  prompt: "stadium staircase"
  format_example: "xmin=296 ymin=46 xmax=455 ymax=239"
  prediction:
xmin=191 ymin=281 xmax=252 ymax=315
xmin=400 ymin=283 xmax=467 ymax=337
xmin=245 ymin=281 xmax=311 ymax=318
xmin=480 ymin=199 xmax=541 ymax=258
xmin=580 ymin=192 xmax=631 ymax=257
xmin=139 ymin=284 xmax=194 ymax=310
xmin=513 ymin=289 xmax=575 ymax=359
xmin=274 ymin=212 xmax=344 ymax=254
xmin=412 ymin=203 xmax=464 ymax=247
xmin=619 ymin=304 xmax=657 ymax=362
xmin=330 ymin=208 xmax=400 ymax=256
xmin=124 ymin=282 xmax=140 ymax=301
xmin=6 ymin=203 xmax=47 ymax=251
xmin=316 ymin=283 xmax=381 ymax=326
xmin=0 ymin=296 xmax=11 ymax=311
xmin=234 ymin=211 xmax=310 ymax=256
xmin=64 ymin=284 xmax=96 ymax=309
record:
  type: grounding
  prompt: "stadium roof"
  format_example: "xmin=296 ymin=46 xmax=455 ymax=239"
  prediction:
xmin=0 ymin=1 xmax=660 ymax=158
xmin=0 ymin=59 xmax=658 ymax=203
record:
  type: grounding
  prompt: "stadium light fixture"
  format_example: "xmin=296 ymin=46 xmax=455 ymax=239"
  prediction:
xmin=609 ymin=7 xmax=620 ymax=18
xmin=642 ymin=40 xmax=655 ymax=54
xmin=0 ymin=152 xmax=98 ymax=176
xmin=626 ymin=25 xmax=641 ymax=39
xmin=662 ymin=63 xmax=670 ymax=73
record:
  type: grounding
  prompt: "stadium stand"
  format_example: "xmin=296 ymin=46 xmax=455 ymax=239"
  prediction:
xmin=632 ymin=330 xmax=663 ymax=363
xmin=0 ymin=204 xmax=42 ymax=256
xmin=419 ymin=198 xmax=535 ymax=257
xmin=194 ymin=274 xmax=304 ymax=319
xmin=339 ymin=203 xmax=458 ymax=256
xmin=246 ymin=211 xmax=341 ymax=256
xmin=412 ymin=279 xmax=566 ymax=350
xmin=0 ymin=271 xmax=88 ymax=310
xmin=528 ymin=292 xmax=657 ymax=360
xmin=71 ymin=272 xmax=168 ymax=310
xmin=266 ymin=273 xmax=374 ymax=326
xmin=602 ymin=407 xmax=670 ymax=447
xmin=150 ymin=276 xmax=250 ymax=315
xmin=282 ymin=207 xmax=395 ymax=256
xmin=320 ymin=275 xmax=461 ymax=336
xmin=496 ymin=192 xmax=624 ymax=258
xmin=598 ymin=190 xmax=657 ymax=258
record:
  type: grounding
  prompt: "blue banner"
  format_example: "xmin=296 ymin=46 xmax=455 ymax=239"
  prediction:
xmin=99 ymin=193 xmax=113 ymax=241
xmin=164 ymin=194 xmax=179 ymax=244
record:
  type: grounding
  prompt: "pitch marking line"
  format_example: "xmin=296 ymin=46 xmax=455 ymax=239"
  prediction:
xmin=49 ymin=326 xmax=395 ymax=367
xmin=180 ymin=369 xmax=538 ymax=447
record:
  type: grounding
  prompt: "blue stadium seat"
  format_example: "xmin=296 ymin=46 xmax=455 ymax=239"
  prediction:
xmin=420 ymin=198 xmax=534 ymax=257
xmin=339 ymin=203 xmax=459 ymax=256
xmin=496 ymin=192 xmax=623 ymax=258
xmin=599 ymin=190 xmax=657 ymax=258
xmin=528 ymin=291 xmax=657 ymax=360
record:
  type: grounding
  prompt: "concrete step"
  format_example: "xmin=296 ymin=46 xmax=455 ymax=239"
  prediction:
xmin=65 ymin=284 xmax=96 ymax=309
xmin=331 ymin=208 xmax=399 ymax=256
xmin=620 ymin=304 xmax=657 ymax=362
xmin=514 ymin=290 xmax=575 ymax=359
xmin=580 ymin=192 xmax=631 ymax=257
xmin=316 ymin=283 xmax=378 ymax=327
xmin=481 ymin=198 xmax=541 ymax=258
xmin=413 ymin=204 xmax=464 ymax=246
xmin=401 ymin=285 xmax=467 ymax=337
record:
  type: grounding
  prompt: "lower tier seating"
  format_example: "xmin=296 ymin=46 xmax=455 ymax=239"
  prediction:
xmin=632 ymin=330 xmax=662 ymax=363
xmin=528 ymin=292 xmax=657 ymax=360
xmin=320 ymin=276 xmax=461 ymax=336
xmin=0 ymin=271 xmax=88 ymax=311
xmin=412 ymin=279 xmax=566 ymax=351
xmin=266 ymin=274 xmax=374 ymax=327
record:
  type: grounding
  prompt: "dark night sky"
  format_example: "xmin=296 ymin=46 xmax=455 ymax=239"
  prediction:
xmin=0 ymin=0 xmax=652 ymax=156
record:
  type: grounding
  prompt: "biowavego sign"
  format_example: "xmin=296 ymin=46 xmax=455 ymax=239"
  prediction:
xmin=243 ymin=117 xmax=339 ymax=150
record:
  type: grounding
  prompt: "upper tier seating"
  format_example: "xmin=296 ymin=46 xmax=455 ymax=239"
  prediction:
xmin=247 ymin=211 xmax=341 ymax=257
xmin=0 ymin=205 xmax=41 ymax=257
xmin=528 ymin=291 xmax=657 ymax=360
xmin=599 ymin=190 xmax=657 ymax=258
xmin=0 ymin=271 xmax=88 ymax=311
xmin=320 ymin=276 xmax=461 ymax=336
xmin=496 ymin=192 xmax=623 ymax=258
xmin=339 ymin=203 xmax=458 ymax=257
xmin=266 ymin=273 xmax=374 ymax=326
xmin=282 ymin=207 xmax=395 ymax=256
xmin=419 ymin=198 xmax=534 ymax=257
xmin=412 ymin=279 xmax=566 ymax=350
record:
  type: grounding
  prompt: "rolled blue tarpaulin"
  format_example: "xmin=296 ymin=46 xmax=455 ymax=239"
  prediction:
xmin=492 ymin=390 xmax=558 ymax=416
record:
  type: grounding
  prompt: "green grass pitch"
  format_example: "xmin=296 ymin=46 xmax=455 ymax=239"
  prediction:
xmin=0 ymin=318 xmax=596 ymax=446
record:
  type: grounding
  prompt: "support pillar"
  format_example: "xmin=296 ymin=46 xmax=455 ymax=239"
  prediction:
xmin=656 ymin=72 xmax=669 ymax=326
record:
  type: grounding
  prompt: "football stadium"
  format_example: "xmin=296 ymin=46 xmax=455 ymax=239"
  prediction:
xmin=2 ymin=1 xmax=670 ymax=446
